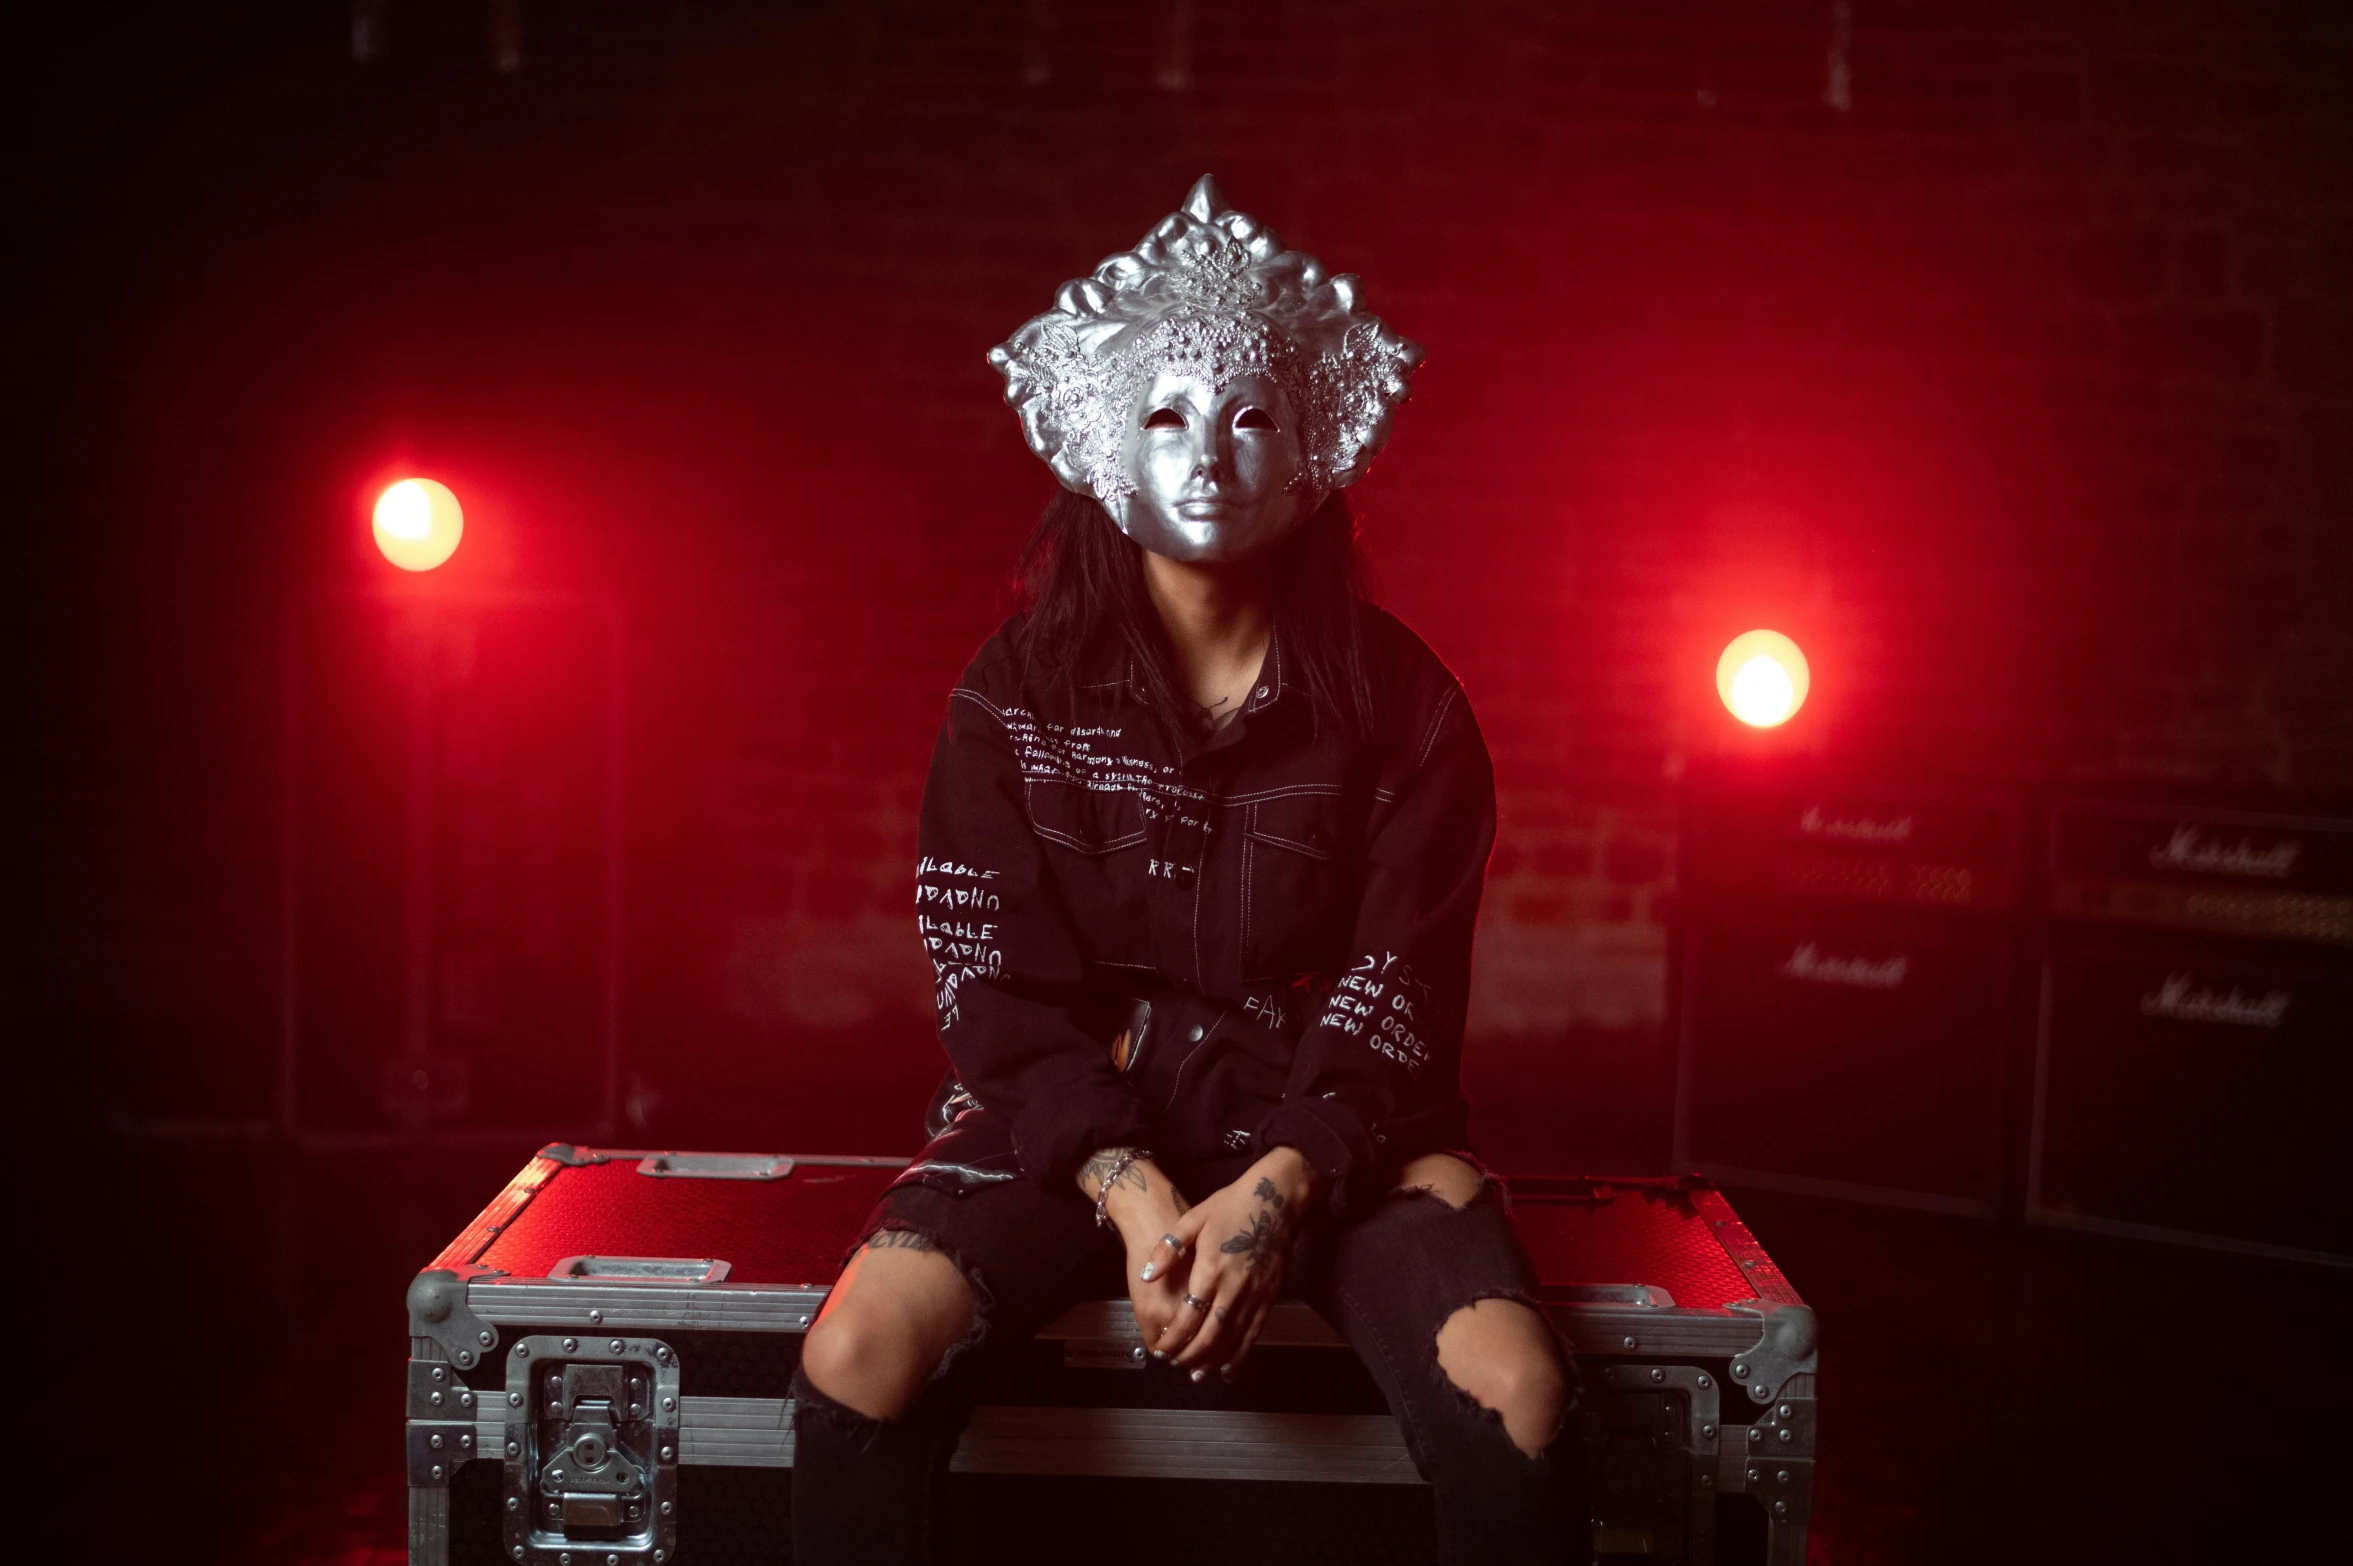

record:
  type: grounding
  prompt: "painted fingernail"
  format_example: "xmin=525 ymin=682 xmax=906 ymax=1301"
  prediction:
xmin=1151 ymin=1350 xmax=1168 ymax=1360
xmin=1220 ymin=1365 xmax=1236 ymax=1382
xmin=1189 ymin=1368 xmax=1206 ymax=1384
xmin=1139 ymin=1265 xmax=1156 ymax=1281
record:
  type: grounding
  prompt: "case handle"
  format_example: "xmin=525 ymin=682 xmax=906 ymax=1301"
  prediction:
xmin=1537 ymin=1283 xmax=1678 ymax=1308
xmin=636 ymin=1152 xmax=795 ymax=1180
xmin=547 ymin=1255 xmax=732 ymax=1285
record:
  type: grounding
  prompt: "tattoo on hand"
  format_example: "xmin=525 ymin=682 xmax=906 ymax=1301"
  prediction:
xmin=866 ymin=1229 xmax=936 ymax=1253
xmin=1082 ymin=1147 xmax=1148 ymax=1199
xmin=1221 ymin=1180 xmax=1292 ymax=1275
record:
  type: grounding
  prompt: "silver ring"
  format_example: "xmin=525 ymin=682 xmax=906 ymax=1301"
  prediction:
xmin=1160 ymin=1234 xmax=1185 ymax=1255
xmin=1182 ymin=1293 xmax=1209 ymax=1312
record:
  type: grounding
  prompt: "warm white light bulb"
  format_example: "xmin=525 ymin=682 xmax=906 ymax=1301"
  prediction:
xmin=1715 ymin=630 xmax=1810 ymax=728
xmin=372 ymin=477 xmax=464 ymax=570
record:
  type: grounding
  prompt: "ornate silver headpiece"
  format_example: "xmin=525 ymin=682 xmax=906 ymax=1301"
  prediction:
xmin=989 ymin=175 xmax=1424 ymax=513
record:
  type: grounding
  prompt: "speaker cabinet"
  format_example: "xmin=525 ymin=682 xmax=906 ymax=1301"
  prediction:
xmin=1672 ymin=774 xmax=2022 ymax=1216
xmin=2028 ymin=802 xmax=2353 ymax=1265
xmin=285 ymin=591 xmax=622 ymax=1145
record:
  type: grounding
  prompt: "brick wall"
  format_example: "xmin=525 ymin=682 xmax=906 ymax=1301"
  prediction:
xmin=16 ymin=0 xmax=2353 ymax=1167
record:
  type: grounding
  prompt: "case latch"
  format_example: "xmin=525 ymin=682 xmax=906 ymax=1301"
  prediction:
xmin=503 ymin=1334 xmax=681 ymax=1564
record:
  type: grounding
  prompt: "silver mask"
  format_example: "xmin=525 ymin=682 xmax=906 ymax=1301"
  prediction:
xmin=989 ymin=175 xmax=1425 ymax=562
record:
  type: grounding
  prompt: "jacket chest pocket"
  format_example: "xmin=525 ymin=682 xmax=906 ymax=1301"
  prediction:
xmin=1025 ymin=780 xmax=1152 ymax=964
xmin=1241 ymin=793 xmax=1353 ymax=981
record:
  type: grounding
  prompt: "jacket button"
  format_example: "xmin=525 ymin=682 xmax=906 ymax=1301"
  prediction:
xmin=1188 ymin=1025 xmax=1205 ymax=1042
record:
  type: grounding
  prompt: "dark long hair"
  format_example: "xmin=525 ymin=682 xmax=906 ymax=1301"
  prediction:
xmin=1012 ymin=488 xmax=1378 ymax=745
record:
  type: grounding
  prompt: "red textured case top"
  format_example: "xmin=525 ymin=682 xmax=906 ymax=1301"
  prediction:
xmin=455 ymin=1152 xmax=1770 ymax=1313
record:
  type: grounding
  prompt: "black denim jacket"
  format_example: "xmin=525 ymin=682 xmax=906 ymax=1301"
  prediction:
xmin=910 ymin=605 xmax=1495 ymax=1217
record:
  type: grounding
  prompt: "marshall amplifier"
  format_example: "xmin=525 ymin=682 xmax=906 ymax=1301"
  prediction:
xmin=1672 ymin=771 xmax=2023 ymax=1216
xmin=2028 ymin=801 xmax=2353 ymax=1265
xmin=2045 ymin=800 xmax=2353 ymax=949
xmin=285 ymin=590 xmax=624 ymax=1147
xmin=1683 ymin=776 xmax=2021 ymax=916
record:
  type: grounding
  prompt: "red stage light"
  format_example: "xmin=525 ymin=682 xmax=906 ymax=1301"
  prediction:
xmin=373 ymin=478 xmax=464 ymax=571
xmin=1716 ymin=629 xmax=1809 ymax=727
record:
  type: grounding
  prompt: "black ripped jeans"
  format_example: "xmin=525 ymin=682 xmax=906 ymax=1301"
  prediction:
xmin=790 ymin=1166 xmax=1585 ymax=1565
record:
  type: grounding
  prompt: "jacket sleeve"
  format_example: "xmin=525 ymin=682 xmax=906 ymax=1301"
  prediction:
xmin=916 ymin=684 xmax=1152 ymax=1189
xmin=1252 ymin=684 xmax=1495 ymax=1216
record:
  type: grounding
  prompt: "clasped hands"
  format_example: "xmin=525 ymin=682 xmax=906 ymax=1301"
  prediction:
xmin=1078 ymin=1145 xmax=1321 ymax=1381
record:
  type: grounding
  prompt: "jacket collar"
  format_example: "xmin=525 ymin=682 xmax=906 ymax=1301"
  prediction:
xmin=1105 ymin=626 xmax=1289 ymax=716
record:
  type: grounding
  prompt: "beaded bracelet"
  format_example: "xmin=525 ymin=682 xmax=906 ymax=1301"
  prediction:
xmin=1091 ymin=1148 xmax=1148 ymax=1229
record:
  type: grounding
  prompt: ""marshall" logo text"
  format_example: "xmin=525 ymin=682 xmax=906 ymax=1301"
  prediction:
xmin=1777 ymin=942 xmax=1909 ymax=990
xmin=2148 ymin=825 xmax=2300 ymax=880
xmin=1798 ymin=805 xmax=1915 ymax=844
xmin=2138 ymin=972 xmax=2292 ymax=1028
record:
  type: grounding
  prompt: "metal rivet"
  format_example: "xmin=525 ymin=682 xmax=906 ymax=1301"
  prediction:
xmin=560 ymin=1555 xmax=572 ymax=1565
xmin=432 ymin=1367 xmax=448 ymax=1383
xmin=1779 ymin=1428 xmax=1793 ymax=1442
xmin=514 ymin=1549 xmax=525 ymax=1560
xmin=480 ymin=1330 xmax=496 ymax=1346
xmin=1778 ymin=1403 xmax=1792 ymax=1418
xmin=506 ymin=1441 xmax=519 ymax=1456
xmin=664 ymin=1395 xmax=677 ymax=1411
xmin=547 ymin=1503 xmax=561 ymax=1520
xmin=430 ymin=1434 xmax=444 ymax=1450
xmin=1777 ymin=1469 xmax=1790 ymax=1484
xmin=458 ymin=1350 xmax=475 ymax=1367
xmin=1700 ymin=1472 xmax=1714 ymax=1488
xmin=1649 ymin=1367 xmax=1665 ymax=1383
xmin=1748 ymin=1466 xmax=1761 ymax=1482
xmin=461 ymin=1391 xmax=475 ymax=1408
xmin=509 ymin=1392 xmax=523 ymax=1406
xmin=1732 ymin=1363 xmax=1749 ymax=1378
xmin=1622 ymin=1336 xmax=1637 ymax=1350
xmin=1697 ymin=1374 xmax=1711 ymax=1389
xmin=1701 ymin=1423 xmax=1715 ymax=1437
xmin=661 ymin=1501 xmax=673 ymax=1515
xmin=562 ymin=1337 xmax=578 ymax=1352
xmin=431 ymin=1464 xmax=444 ymax=1480
xmin=430 ymin=1391 xmax=444 ymax=1406
xmin=661 ymin=1445 xmax=674 ymax=1460
xmin=588 ymin=1309 xmax=603 ymax=1325
xmin=516 ymin=1344 xmax=530 ymax=1358
xmin=1775 ymin=1501 xmax=1788 ymax=1517
xmin=657 ymin=1346 xmax=669 ymax=1362
xmin=612 ymin=1339 xmax=626 ymax=1354
xmin=460 ymin=1434 xmax=473 ymax=1449
xmin=610 ymin=1556 xmax=620 ymax=1565
xmin=506 ymin=1497 xmax=519 ymax=1513
xmin=552 ymin=1469 xmax=565 ymax=1484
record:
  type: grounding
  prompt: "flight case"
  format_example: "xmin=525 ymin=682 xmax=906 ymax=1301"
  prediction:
xmin=405 ymin=1148 xmax=1818 ymax=1565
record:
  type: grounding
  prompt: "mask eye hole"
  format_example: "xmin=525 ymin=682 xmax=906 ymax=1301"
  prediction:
xmin=1235 ymin=407 xmax=1278 ymax=431
xmin=1143 ymin=407 xmax=1185 ymax=430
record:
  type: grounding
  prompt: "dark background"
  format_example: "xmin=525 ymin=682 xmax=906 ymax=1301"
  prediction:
xmin=9 ymin=2 xmax=2352 ymax=1561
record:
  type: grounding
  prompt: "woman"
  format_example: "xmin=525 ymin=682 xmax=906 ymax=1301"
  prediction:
xmin=791 ymin=177 xmax=1582 ymax=1565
